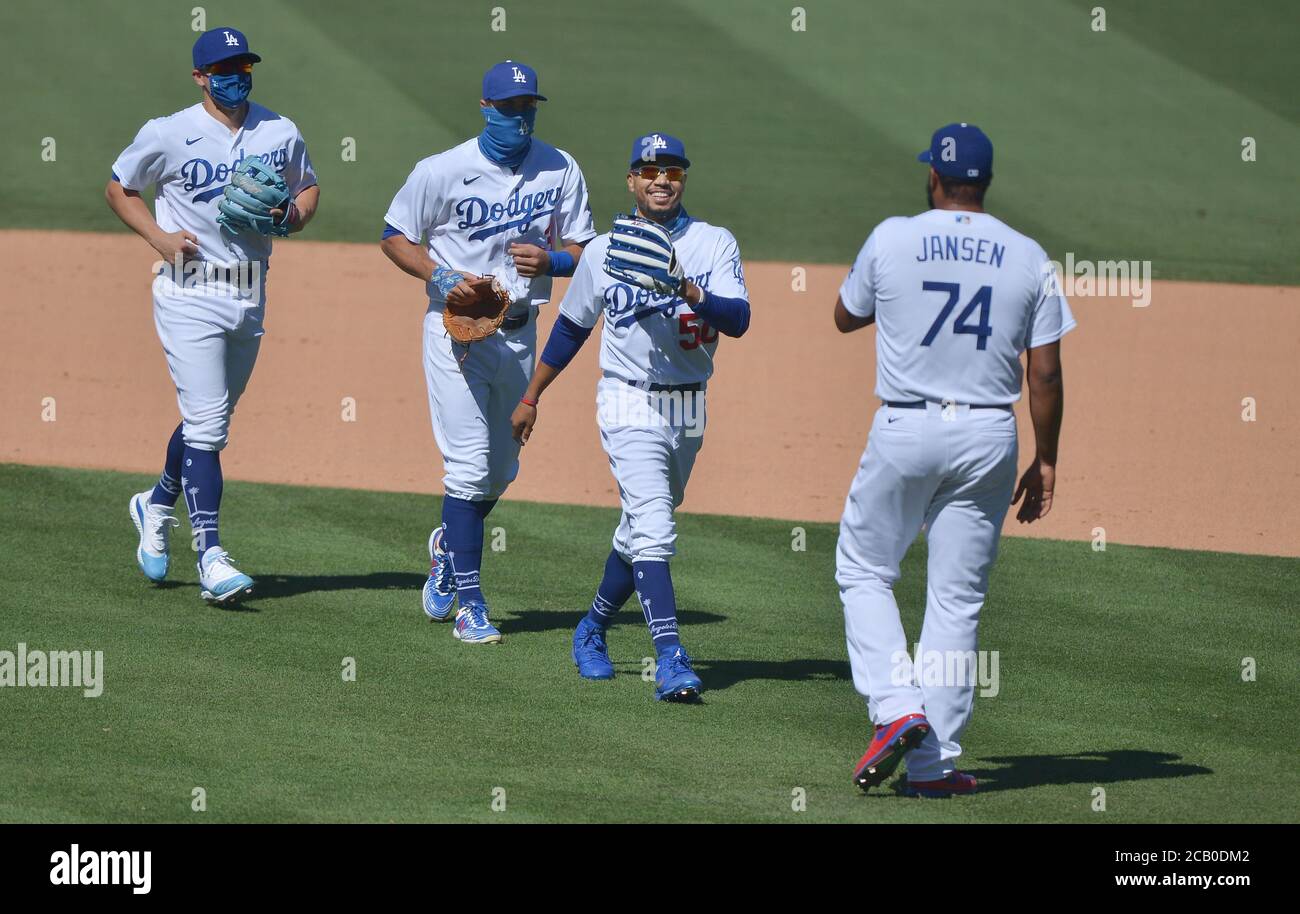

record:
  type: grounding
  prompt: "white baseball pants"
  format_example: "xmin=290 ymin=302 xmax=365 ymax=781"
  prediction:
xmin=836 ymin=402 xmax=1018 ymax=781
xmin=422 ymin=307 xmax=536 ymax=502
xmin=596 ymin=377 xmax=706 ymax=563
xmin=151 ymin=267 xmax=266 ymax=451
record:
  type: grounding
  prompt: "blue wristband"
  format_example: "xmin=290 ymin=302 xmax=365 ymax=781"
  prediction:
xmin=547 ymin=250 xmax=576 ymax=277
xmin=432 ymin=265 xmax=465 ymax=298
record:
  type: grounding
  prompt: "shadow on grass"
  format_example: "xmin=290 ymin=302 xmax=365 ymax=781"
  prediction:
xmin=247 ymin=572 xmax=427 ymax=600
xmin=959 ymin=750 xmax=1213 ymax=794
xmin=697 ymin=658 xmax=852 ymax=692
xmin=501 ymin=609 xmax=729 ymax=635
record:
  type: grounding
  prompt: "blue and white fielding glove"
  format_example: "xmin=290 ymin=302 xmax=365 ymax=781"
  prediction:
xmin=604 ymin=215 xmax=685 ymax=296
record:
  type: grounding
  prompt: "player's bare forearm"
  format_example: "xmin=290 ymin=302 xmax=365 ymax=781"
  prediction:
xmin=285 ymin=184 xmax=320 ymax=234
xmin=834 ymin=296 xmax=874 ymax=333
xmin=526 ymin=360 xmax=563 ymax=403
xmin=105 ymin=181 xmax=161 ymax=247
xmin=380 ymin=234 xmax=435 ymax=283
xmin=1025 ymin=342 xmax=1064 ymax=465
xmin=105 ymin=181 xmax=198 ymax=260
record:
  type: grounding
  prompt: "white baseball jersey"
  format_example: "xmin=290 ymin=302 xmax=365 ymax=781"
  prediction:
xmin=111 ymin=101 xmax=316 ymax=264
xmin=559 ymin=218 xmax=747 ymax=386
xmin=840 ymin=209 xmax=1075 ymax=405
xmin=384 ymin=137 xmax=596 ymax=310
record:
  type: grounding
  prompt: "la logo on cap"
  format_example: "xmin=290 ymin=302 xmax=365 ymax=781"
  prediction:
xmin=512 ymin=66 xmax=526 ymax=83
xmin=223 ymin=30 xmax=239 ymax=46
xmin=652 ymin=135 xmax=668 ymax=149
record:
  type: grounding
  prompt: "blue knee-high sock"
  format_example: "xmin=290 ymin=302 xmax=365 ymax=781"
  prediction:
xmin=150 ymin=422 xmax=186 ymax=507
xmin=442 ymin=496 xmax=497 ymax=605
xmin=633 ymin=560 xmax=681 ymax=653
xmin=182 ymin=447 xmax=223 ymax=555
xmin=587 ymin=549 xmax=635 ymax=628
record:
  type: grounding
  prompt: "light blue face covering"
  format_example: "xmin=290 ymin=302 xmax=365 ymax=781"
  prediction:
xmin=478 ymin=104 xmax=536 ymax=167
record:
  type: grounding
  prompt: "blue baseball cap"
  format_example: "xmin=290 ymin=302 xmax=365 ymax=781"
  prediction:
xmin=482 ymin=60 xmax=547 ymax=101
xmin=917 ymin=123 xmax=993 ymax=180
xmin=193 ymin=27 xmax=261 ymax=70
xmin=629 ymin=132 xmax=690 ymax=169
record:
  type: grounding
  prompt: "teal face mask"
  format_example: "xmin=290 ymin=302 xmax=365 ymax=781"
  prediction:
xmin=478 ymin=104 xmax=536 ymax=167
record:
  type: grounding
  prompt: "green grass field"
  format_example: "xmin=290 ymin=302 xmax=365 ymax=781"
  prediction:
xmin=1 ymin=0 xmax=1296 ymax=282
xmin=1 ymin=463 xmax=1295 ymax=823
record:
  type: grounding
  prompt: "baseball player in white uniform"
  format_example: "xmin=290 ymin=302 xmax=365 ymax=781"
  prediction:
xmin=511 ymin=133 xmax=751 ymax=702
xmin=381 ymin=61 xmax=595 ymax=645
xmin=838 ymin=124 xmax=1075 ymax=795
xmin=107 ymin=27 xmax=318 ymax=604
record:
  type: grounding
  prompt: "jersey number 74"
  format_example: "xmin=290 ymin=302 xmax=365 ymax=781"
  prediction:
xmin=920 ymin=282 xmax=993 ymax=350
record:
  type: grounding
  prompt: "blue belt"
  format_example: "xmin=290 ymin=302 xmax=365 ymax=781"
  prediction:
xmin=884 ymin=400 xmax=1010 ymax=411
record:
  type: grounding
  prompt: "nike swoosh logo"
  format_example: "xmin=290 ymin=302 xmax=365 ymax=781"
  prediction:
xmin=887 ymin=416 xmax=902 ymax=423
xmin=462 ymin=176 xmax=481 ymax=185
xmin=185 ymin=137 xmax=202 ymax=145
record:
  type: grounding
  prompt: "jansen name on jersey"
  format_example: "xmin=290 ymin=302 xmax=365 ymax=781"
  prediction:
xmin=840 ymin=210 xmax=1076 ymax=405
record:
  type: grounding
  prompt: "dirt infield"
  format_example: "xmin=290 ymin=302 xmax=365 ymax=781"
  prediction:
xmin=2 ymin=229 xmax=1296 ymax=557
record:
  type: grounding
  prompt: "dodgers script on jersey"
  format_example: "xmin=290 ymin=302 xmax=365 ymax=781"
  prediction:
xmin=385 ymin=137 xmax=595 ymax=311
xmin=840 ymin=210 xmax=1076 ymax=404
xmin=559 ymin=218 xmax=747 ymax=386
xmin=111 ymin=102 xmax=316 ymax=263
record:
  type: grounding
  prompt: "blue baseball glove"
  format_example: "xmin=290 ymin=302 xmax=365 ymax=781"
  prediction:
xmin=604 ymin=215 xmax=684 ymax=296
xmin=217 ymin=158 xmax=293 ymax=237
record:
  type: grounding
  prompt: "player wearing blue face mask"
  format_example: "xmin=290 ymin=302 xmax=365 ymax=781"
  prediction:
xmin=381 ymin=61 xmax=596 ymax=644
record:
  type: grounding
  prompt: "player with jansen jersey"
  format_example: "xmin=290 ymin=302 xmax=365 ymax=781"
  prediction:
xmin=107 ymin=27 xmax=319 ymax=603
xmin=835 ymin=124 xmax=1075 ymax=795
xmin=381 ymin=61 xmax=595 ymax=644
xmin=511 ymin=133 xmax=751 ymax=702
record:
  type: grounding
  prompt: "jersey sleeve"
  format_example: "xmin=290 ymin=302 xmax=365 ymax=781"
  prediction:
xmin=839 ymin=228 xmax=880 ymax=319
xmin=110 ymin=120 xmax=167 ymax=192
xmin=554 ymin=156 xmax=596 ymax=245
xmin=557 ymin=241 xmax=603 ymax=329
xmin=285 ymin=128 xmax=317 ymax=196
xmin=708 ymin=229 xmax=748 ymax=300
xmin=383 ymin=159 xmax=439 ymax=244
xmin=1024 ymin=243 xmax=1078 ymax=348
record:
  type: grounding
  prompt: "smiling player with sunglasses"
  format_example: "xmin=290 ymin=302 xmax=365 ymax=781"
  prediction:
xmin=511 ymin=133 xmax=751 ymax=702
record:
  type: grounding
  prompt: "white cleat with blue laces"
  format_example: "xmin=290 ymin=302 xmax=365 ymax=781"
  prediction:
xmin=453 ymin=600 xmax=502 ymax=644
xmin=129 ymin=490 xmax=178 ymax=583
xmin=198 ymin=546 xmax=255 ymax=604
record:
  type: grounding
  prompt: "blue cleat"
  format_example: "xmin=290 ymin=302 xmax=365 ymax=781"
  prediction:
xmin=422 ymin=525 xmax=456 ymax=621
xmin=572 ymin=617 xmax=615 ymax=680
xmin=453 ymin=600 xmax=502 ymax=644
xmin=654 ymin=647 xmax=702 ymax=702
xmin=129 ymin=490 xmax=178 ymax=583
xmin=197 ymin=546 xmax=254 ymax=604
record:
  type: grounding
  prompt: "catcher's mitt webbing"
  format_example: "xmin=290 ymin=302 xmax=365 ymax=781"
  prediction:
xmin=442 ymin=276 xmax=513 ymax=345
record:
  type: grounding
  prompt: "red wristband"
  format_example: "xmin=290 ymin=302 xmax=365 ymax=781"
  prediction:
xmin=520 ymin=396 xmax=538 ymax=407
